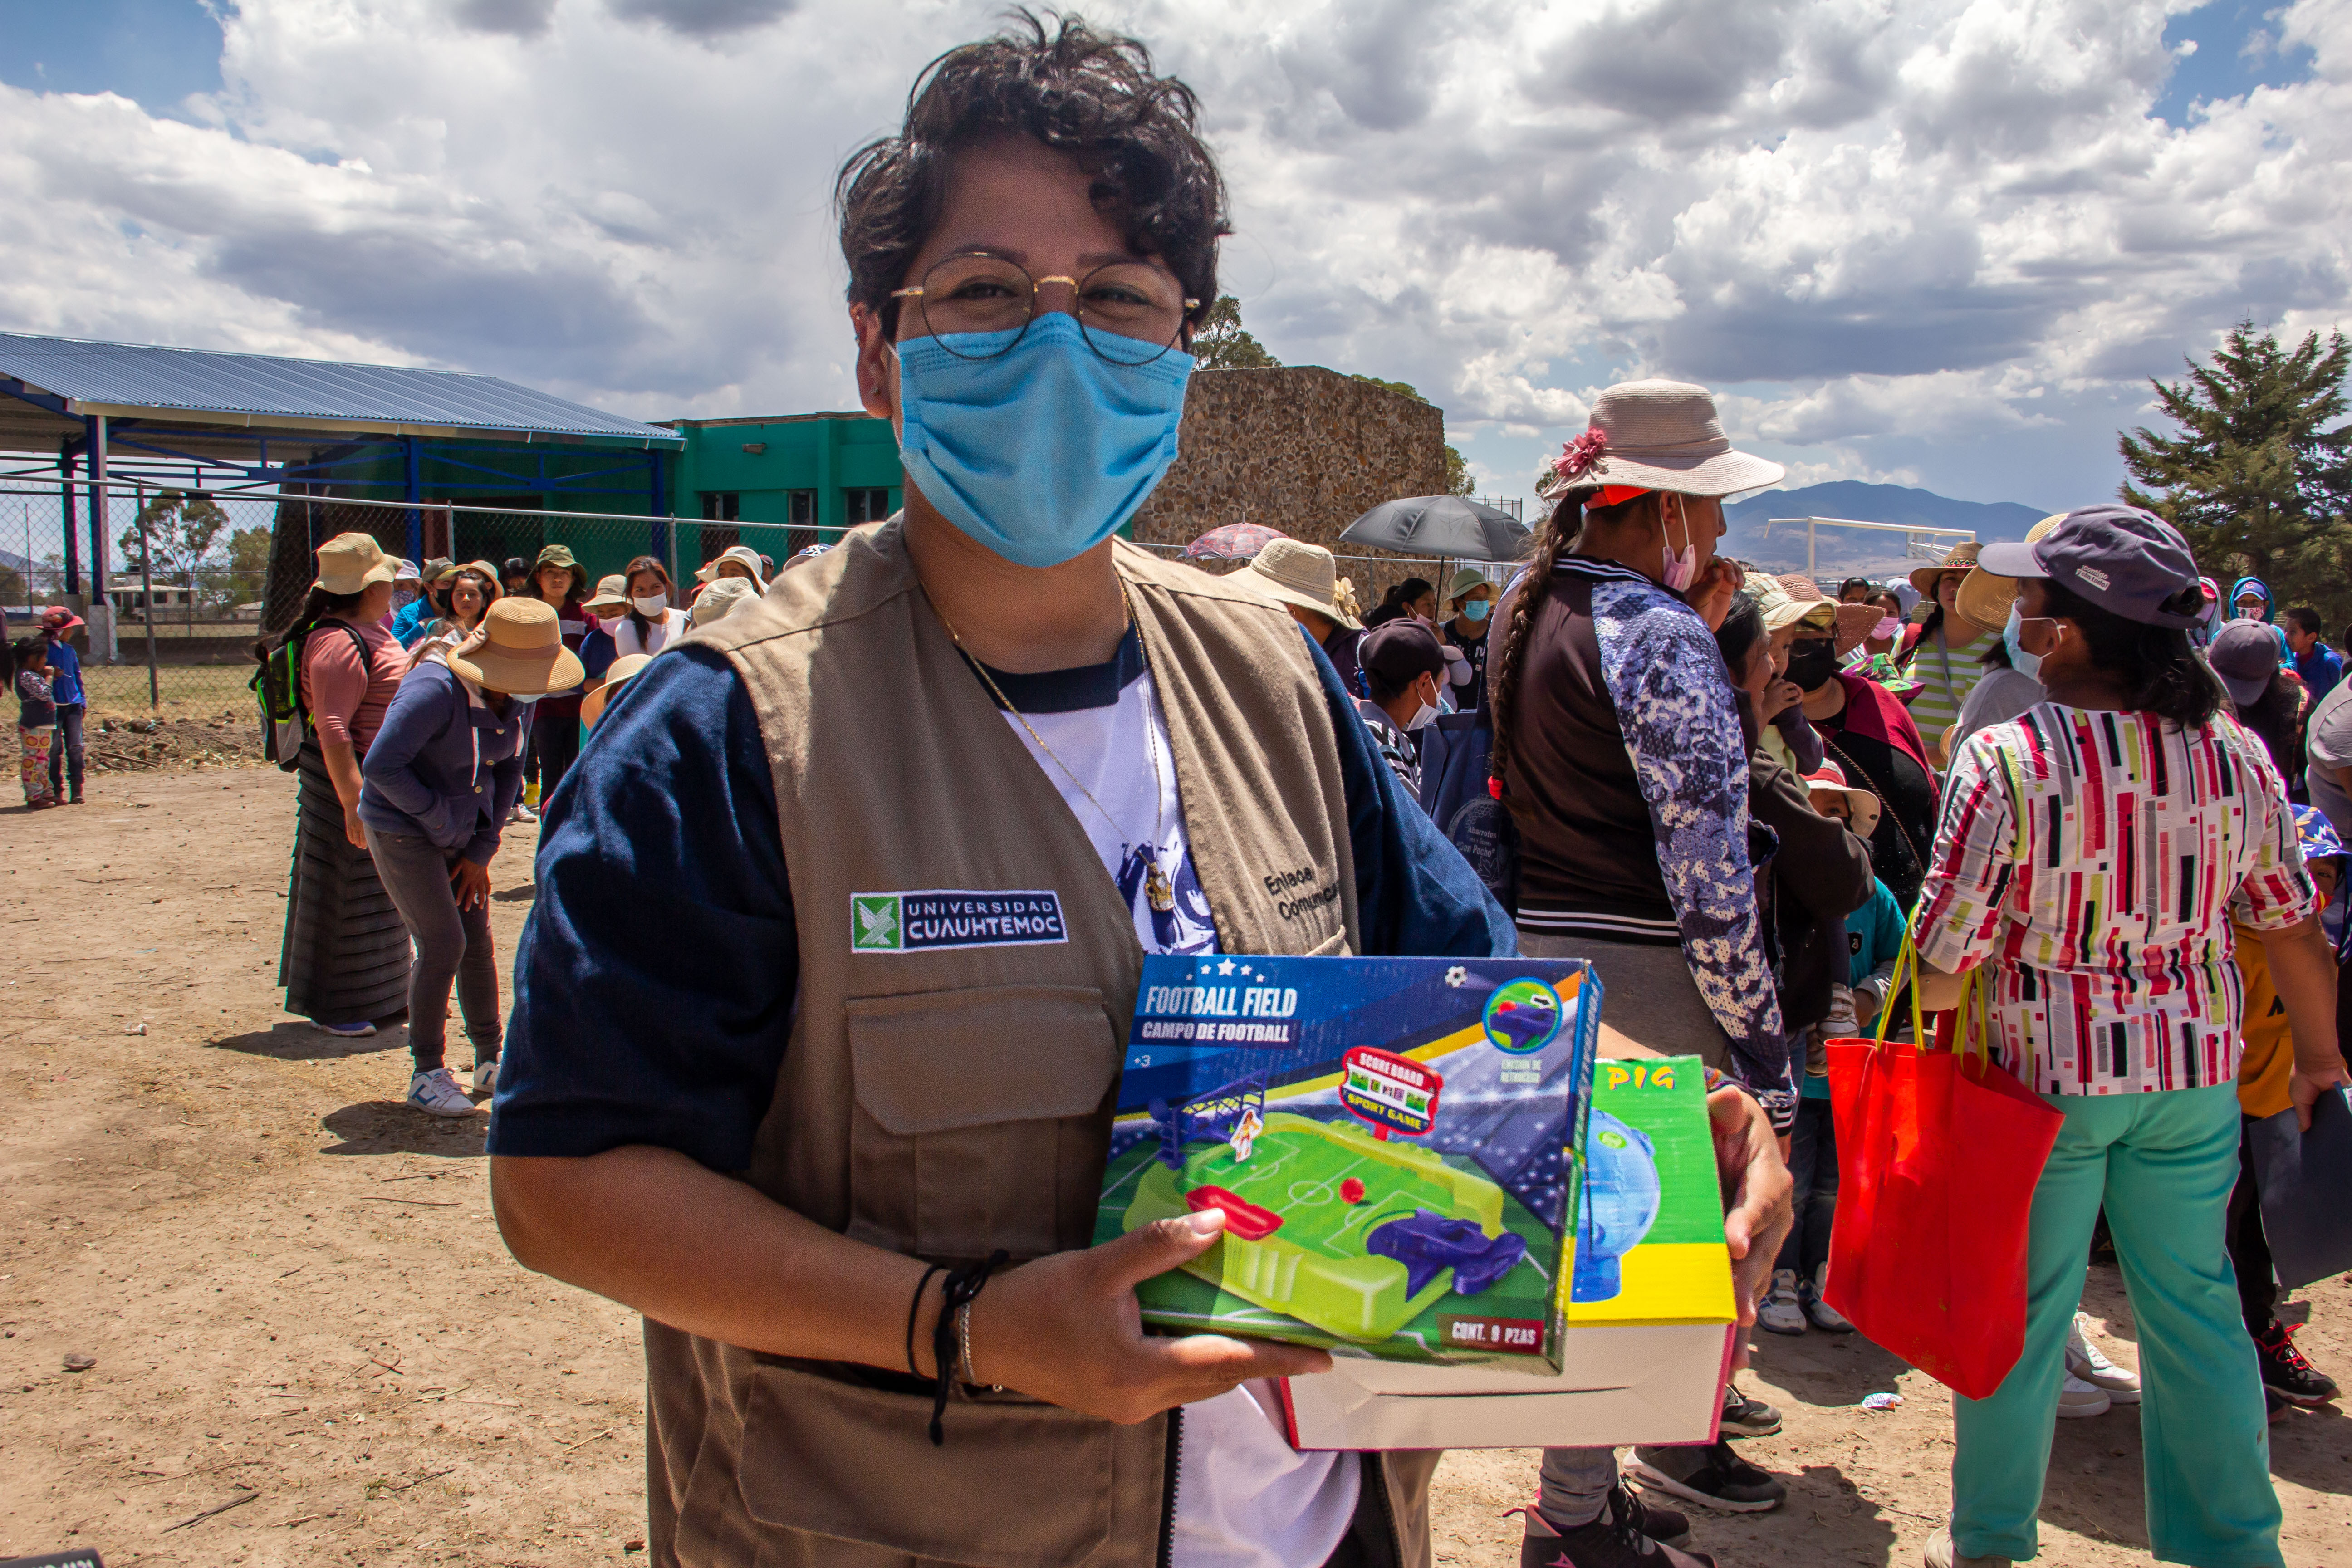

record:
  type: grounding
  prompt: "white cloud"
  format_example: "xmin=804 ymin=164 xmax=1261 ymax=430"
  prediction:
xmin=0 ymin=0 xmax=2342 ymax=510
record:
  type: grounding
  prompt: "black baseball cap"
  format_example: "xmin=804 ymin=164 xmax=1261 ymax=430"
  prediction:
xmin=1360 ymin=620 xmax=1446 ymax=690
xmin=1976 ymin=505 xmax=2202 ymax=629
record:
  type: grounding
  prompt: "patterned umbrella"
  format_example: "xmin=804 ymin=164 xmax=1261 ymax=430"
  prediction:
xmin=1183 ymin=522 xmax=1287 ymax=561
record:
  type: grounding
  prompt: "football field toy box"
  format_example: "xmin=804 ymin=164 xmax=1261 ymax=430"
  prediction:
xmin=1094 ymin=954 xmax=1601 ymax=1374
xmin=1279 ymin=1054 xmax=1739 ymax=1450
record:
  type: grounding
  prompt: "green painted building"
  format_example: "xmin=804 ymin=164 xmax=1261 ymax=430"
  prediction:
xmin=664 ymin=411 xmax=904 ymax=535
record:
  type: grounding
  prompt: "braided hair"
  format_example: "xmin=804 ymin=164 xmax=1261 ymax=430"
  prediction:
xmin=1488 ymin=489 xmax=1656 ymax=790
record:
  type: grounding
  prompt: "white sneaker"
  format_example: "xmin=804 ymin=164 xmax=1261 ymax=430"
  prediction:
xmin=2056 ymin=1372 xmax=2112 ymax=1418
xmin=1803 ymin=1263 xmax=1855 ymax=1332
xmin=406 ymin=1067 xmax=478 ymax=1117
xmin=1759 ymin=1268 xmax=1807 ymax=1334
xmin=2066 ymin=1311 xmax=2141 ymax=1404
xmin=471 ymin=1056 xmax=500 ymax=1097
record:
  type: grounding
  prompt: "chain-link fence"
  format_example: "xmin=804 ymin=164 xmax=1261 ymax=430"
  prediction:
xmin=0 ymin=481 xmax=857 ymax=722
xmin=0 ymin=478 xmax=1517 ymax=726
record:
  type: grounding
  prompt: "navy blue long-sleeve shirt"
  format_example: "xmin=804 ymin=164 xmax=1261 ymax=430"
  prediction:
xmin=490 ymin=632 xmax=1517 ymax=1170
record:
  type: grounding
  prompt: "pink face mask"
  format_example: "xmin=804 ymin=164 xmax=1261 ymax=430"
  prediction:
xmin=1660 ymin=494 xmax=1698 ymax=593
xmin=1872 ymin=616 xmax=1900 ymax=641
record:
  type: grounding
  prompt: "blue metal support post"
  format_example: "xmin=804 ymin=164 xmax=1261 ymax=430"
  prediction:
xmin=60 ymin=446 xmax=81 ymax=595
xmin=403 ymin=436 xmax=423 ymax=563
xmin=87 ymin=414 xmax=107 ymax=603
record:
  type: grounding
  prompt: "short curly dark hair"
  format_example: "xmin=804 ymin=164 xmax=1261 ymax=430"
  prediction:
xmin=835 ymin=9 xmax=1227 ymax=338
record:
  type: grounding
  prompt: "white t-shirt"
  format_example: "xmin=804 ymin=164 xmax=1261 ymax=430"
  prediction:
xmin=975 ymin=632 xmax=1359 ymax=1568
xmin=611 ymin=607 xmax=686 ymax=659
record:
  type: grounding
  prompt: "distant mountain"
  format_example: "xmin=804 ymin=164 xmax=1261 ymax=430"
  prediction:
xmin=1723 ymin=482 xmax=2051 ymax=578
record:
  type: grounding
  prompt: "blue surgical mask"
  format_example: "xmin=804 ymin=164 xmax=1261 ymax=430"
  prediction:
xmin=890 ymin=314 xmax=1193 ymax=570
xmin=1462 ymin=599 xmax=1491 ymax=622
xmin=2003 ymin=603 xmax=2044 ymax=681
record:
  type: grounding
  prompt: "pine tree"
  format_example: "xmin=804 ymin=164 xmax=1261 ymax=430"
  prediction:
xmin=2118 ymin=323 xmax=2352 ymax=619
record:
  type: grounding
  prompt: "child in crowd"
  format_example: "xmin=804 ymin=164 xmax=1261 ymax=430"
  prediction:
xmin=1759 ymin=760 xmax=1893 ymax=1336
xmin=38 ymin=606 xmax=87 ymax=804
xmin=2228 ymin=805 xmax=2346 ymax=1415
xmin=15 ymin=636 xmax=56 ymax=809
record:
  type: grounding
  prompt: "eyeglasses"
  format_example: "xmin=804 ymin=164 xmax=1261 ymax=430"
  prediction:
xmin=890 ymin=253 xmax=1197 ymax=366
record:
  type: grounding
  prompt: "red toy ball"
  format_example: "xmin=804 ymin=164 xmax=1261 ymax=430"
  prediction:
xmin=1339 ymin=1177 xmax=1367 ymax=1205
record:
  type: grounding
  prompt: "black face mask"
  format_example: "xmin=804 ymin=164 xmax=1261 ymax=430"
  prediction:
xmin=1784 ymin=639 xmax=1841 ymax=692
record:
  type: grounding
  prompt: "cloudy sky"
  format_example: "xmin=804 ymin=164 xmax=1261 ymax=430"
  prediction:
xmin=0 ymin=0 xmax=2343 ymax=513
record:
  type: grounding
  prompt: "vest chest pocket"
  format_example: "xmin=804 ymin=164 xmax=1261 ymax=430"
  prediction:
xmin=844 ymin=985 xmax=1121 ymax=1264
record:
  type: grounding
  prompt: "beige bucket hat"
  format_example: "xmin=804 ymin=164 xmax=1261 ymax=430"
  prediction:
xmin=314 ymin=531 xmax=398 ymax=596
xmin=582 ymin=652 xmax=654 ymax=729
xmin=1955 ymin=515 xmax=2068 ymax=631
xmin=1539 ymin=379 xmax=1786 ymax=500
xmin=583 ymin=574 xmax=630 ymax=617
xmin=690 ymin=574 xmax=761 ymax=630
xmin=445 ymin=598 xmax=586 ymax=699
xmin=1243 ymin=538 xmax=1362 ymax=630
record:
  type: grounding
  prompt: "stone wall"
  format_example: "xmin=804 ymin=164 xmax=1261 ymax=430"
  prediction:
xmin=1132 ymin=366 xmax=1451 ymax=609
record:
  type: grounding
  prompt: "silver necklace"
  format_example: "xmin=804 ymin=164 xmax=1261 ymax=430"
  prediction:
xmin=932 ymin=586 xmax=1177 ymax=914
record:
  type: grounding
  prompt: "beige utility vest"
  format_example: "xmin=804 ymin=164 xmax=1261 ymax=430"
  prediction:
xmin=647 ymin=522 xmax=1436 ymax=1568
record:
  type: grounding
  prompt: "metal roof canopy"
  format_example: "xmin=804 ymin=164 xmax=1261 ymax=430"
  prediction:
xmin=0 ymin=330 xmax=681 ymax=450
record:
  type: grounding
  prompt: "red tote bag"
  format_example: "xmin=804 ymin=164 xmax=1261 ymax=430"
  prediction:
xmin=1822 ymin=943 xmax=2063 ymax=1401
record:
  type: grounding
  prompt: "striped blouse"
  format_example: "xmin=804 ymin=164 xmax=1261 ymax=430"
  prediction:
xmin=1912 ymin=703 xmax=2314 ymax=1095
xmin=1903 ymin=624 xmax=1997 ymax=756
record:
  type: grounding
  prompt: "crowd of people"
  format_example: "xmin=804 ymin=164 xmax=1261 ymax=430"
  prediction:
xmin=148 ymin=13 xmax=2346 ymax=1568
xmin=262 ymin=525 xmax=809 ymax=1115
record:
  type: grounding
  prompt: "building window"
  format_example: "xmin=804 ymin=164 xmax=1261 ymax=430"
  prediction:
xmin=787 ymin=490 xmax=817 ymax=526
xmin=844 ymin=488 xmax=892 ymax=523
xmin=700 ymin=491 xmax=741 ymax=522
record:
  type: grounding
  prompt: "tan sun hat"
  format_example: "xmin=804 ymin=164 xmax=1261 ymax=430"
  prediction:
xmin=1538 ymin=379 xmax=1786 ymax=500
xmin=1775 ymin=574 xmax=1884 ymax=655
xmin=314 ymin=531 xmax=398 ymax=596
xmin=1955 ymin=514 xmax=2068 ymax=631
xmin=445 ymin=597 xmax=586 ymax=699
xmin=1244 ymin=538 xmax=1362 ymax=630
xmin=583 ymin=574 xmax=630 ymax=616
xmin=1907 ymin=540 xmax=1985 ymax=601
xmin=582 ymin=652 xmax=654 ymax=729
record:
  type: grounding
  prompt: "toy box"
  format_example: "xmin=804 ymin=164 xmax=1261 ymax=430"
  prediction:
xmin=1096 ymin=954 xmax=1600 ymax=1373
xmin=1278 ymin=1054 xmax=1738 ymax=1450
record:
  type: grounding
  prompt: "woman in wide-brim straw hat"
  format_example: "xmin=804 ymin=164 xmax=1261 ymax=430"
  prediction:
xmin=522 ymin=544 xmax=593 ymax=811
xmin=1898 ymin=540 xmax=1999 ymax=760
xmin=278 ymin=531 xmax=415 ymax=1041
xmin=1242 ymin=536 xmax=1367 ymax=695
xmin=1487 ymin=378 xmax=1799 ymax=1549
xmin=362 ymin=598 xmax=581 ymax=1115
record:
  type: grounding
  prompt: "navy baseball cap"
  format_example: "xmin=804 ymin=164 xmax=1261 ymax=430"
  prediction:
xmin=1976 ymin=505 xmax=2202 ymax=629
xmin=1360 ymin=619 xmax=1446 ymax=688
xmin=2208 ymin=620 xmax=2284 ymax=708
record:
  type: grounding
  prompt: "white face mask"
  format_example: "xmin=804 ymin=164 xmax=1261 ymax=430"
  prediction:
xmin=632 ymin=593 xmax=669 ymax=616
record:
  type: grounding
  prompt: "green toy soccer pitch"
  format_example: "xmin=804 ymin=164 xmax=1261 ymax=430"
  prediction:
xmin=1119 ymin=1112 xmax=1509 ymax=1343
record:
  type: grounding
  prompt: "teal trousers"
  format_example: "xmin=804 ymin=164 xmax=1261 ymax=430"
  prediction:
xmin=1951 ymin=1083 xmax=2282 ymax=1566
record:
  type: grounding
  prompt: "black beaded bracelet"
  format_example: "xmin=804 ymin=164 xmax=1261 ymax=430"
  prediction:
xmin=904 ymin=1264 xmax=945 ymax=1379
xmin=928 ymin=1250 xmax=1009 ymax=1446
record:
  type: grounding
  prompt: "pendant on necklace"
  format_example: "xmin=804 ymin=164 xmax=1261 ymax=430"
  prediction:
xmin=1145 ymin=858 xmax=1177 ymax=913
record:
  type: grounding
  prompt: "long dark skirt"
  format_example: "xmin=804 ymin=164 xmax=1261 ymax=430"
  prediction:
xmin=278 ymin=742 xmax=410 ymax=1026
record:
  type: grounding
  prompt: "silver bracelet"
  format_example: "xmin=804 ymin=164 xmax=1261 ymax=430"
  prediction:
xmin=956 ymin=1301 xmax=1002 ymax=1392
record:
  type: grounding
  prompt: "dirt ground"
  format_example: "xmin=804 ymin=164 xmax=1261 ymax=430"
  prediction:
xmin=5 ymin=768 xmax=2350 ymax=1567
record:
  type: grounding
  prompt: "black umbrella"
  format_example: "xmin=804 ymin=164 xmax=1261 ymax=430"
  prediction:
xmin=1340 ymin=495 xmax=1531 ymax=562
